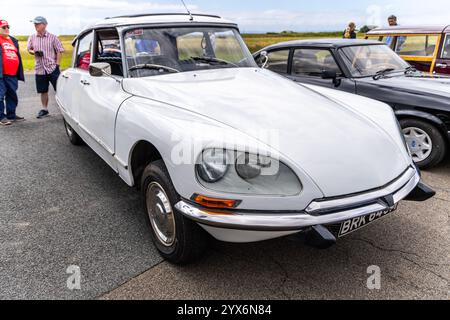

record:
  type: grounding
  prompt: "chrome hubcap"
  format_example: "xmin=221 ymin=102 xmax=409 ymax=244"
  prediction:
xmin=65 ymin=122 xmax=73 ymax=137
xmin=146 ymin=182 xmax=176 ymax=247
xmin=403 ymin=127 xmax=433 ymax=162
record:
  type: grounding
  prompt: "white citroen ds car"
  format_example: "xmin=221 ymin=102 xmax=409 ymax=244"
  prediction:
xmin=56 ymin=13 xmax=434 ymax=264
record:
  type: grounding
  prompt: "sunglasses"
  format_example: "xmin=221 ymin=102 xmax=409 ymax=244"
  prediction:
xmin=1 ymin=26 xmax=10 ymax=30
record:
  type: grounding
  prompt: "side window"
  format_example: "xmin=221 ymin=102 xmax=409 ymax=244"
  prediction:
xmin=442 ymin=34 xmax=450 ymax=59
xmin=75 ymin=32 xmax=93 ymax=71
xmin=292 ymin=49 xmax=341 ymax=76
xmin=265 ymin=50 xmax=290 ymax=74
xmin=94 ymin=30 xmax=123 ymax=77
xmin=396 ymin=35 xmax=439 ymax=57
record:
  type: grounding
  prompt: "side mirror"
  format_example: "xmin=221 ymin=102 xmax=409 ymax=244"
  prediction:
xmin=259 ymin=51 xmax=269 ymax=69
xmin=321 ymin=70 xmax=342 ymax=87
xmin=89 ymin=62 xmax=112 ymax=77
xmin=321 ymin=70 xmax=337 ymax=80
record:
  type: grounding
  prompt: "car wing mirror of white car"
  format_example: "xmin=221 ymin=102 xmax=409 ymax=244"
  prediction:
xmin=89 ymin=62 xmax=121 ymax=83
xmin=259 ymin=51 xmax=269 ymax=69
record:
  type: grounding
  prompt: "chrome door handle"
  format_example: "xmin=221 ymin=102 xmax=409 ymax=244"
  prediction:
xmin=436 ymin=63 xmax=448 ymax=68
xmin=80 ymin=80 xmax=90 ymax=85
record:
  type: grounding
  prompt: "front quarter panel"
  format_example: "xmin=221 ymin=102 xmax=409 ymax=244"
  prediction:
xmin=114 ymin=96 xmax=325 ymax=211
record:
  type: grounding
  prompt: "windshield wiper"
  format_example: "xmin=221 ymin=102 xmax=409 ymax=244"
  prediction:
xmin=373 ymin=68 xmax=396 ymax=80
xmin=404 ymin=66 xmax=417 ymax=75
xmin=190 ymin=56 xmax=239 ymax=67
xmin=128 ymin=64 xmax=180 ymax=73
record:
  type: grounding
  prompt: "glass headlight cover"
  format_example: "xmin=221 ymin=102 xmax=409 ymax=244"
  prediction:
xmin=236 ymin=153 xmax=272 ymax=180
xmin=196 ymin=149 xmax=229 ymax=183
xmin=196 ymin=149 xmax=302 ymax=196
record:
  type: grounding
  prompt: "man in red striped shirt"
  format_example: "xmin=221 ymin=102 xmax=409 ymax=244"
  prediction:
xmin=27 ymin=16 xmax=64 ymax=119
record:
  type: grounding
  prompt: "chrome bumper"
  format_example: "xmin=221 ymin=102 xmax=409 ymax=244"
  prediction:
xmin=175 ymin=167 xmax=421 ymax=232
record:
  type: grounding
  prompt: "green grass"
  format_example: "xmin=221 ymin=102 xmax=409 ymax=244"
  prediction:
xmin=17 ymin=32 xmax=364 ymax=71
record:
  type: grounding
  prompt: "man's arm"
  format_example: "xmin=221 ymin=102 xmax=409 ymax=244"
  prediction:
xmin=53 ymin=36 xmax=65 ymax=66
xmin=27 ymin=36 xmax=35 ymax=55
xmin=56 ymin=51 xmax=62 ymax=66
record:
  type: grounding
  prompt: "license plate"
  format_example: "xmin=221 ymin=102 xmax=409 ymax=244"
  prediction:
xmin=338 ymin=205 xmax=398 ymax=238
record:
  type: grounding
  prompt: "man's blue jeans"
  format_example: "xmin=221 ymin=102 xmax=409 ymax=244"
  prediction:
xmin=0 ymin=75 xmax=19 ymax=121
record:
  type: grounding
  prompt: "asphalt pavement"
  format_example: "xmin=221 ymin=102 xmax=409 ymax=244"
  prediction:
xmin=0 ymin=75 xmax=449 ymax=300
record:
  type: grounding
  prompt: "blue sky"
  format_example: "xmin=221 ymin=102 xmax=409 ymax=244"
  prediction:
xmin=3 ymin=0 xmax=449 ymax=35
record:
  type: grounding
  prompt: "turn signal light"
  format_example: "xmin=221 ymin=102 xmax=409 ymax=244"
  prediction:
xmin=193 ymin=194 xmax=239 ymax=209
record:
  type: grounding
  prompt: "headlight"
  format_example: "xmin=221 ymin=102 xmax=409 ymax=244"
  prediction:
xmin=196 ymin=149 xmax=229 ymax=183
xmin=236 ymin=153 xmax=272 ymax=180
xmin=196 ymin=149 xmax=302 ymax=196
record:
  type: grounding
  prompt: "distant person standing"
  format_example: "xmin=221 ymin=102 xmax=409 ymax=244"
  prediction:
xmin=343 ymin=22 xmax=357 ymax=39
xmin=27 ymin=16 xmax=64 ymax=119
xmin=388 ymin=15 xmax=398 ymax=27
xmin=386 ymin=15 xmax=405 ymax=51
xmin=0 ymin=19 xmax=25 ymax=126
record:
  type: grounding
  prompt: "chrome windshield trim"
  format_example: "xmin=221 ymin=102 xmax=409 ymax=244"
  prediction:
xmin=305 ymin=167 xmax=416 ymax=214
xmin=175 ymin=168 xmax=420 ymax=232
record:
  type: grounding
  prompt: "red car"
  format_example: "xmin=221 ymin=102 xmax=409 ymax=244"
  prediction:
xmin=366 ymin=25 xmax=450 ymax=75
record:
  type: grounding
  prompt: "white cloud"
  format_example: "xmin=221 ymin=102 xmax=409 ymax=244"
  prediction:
xmin=2 ymin=0 xmax=449 ymax=35
xmin=225 ymin=9 xmax=365 ymax=33
xmin=2 ymin=1 xmax=198 ymax=35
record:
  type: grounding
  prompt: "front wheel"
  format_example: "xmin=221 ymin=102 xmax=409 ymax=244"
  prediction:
xmin=141 ymin=160 xmax=208 ymax=264
xmin=63 ymin=119 xmax=84 ymax=146
xmin=400 ymin=119 xmax=447 ymax=169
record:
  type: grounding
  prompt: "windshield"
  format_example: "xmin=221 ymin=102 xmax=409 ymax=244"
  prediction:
xmin=340 ymin=45 xmax=410 ymax=77
xmin=124 ymin=27 xmax=257 ymax=77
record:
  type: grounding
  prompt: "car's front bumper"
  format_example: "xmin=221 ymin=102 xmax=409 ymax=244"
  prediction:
xmin=175 ymin=166 xmax=431 ymax=242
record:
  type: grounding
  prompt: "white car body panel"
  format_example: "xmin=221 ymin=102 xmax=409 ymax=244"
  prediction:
xmin=120 ymin=68 xmax=412 ymax=198
xmin=56 ymin=15 xmax=417 ymax=243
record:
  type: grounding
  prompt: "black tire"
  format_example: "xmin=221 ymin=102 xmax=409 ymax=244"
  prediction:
xmin=63 ymin=119 xmax=84 ymax=146
xmin=400 ymin=118 xmax=446 ymax=169
xmin=141 ymin=160 xmax=208 ymax=264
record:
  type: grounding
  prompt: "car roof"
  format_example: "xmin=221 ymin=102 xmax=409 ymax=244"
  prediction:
xmin=257 ymin=39 xmax=383 ymax=52
xmin=73 ymin=13 xmax=235 ymax=43
xmin=367 ymin=25 xmax=450 ymax=35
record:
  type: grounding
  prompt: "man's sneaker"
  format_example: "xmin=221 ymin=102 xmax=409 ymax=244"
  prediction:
xmin=37 ymin=110 xmax=49 ymax=119
xmin=8 ymin=116 xmax=25 ymax=122
xmin=0 ymin=119 xmax=12 ymax=126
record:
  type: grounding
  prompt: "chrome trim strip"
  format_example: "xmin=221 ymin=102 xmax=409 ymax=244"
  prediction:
xmin=175 ymin=169 xmax=420 ymax=232
xmin=114 ymin=156 xmax=128 ymax=170
xmin=305 ymin=167 xmax=415 ymax=214
xmin=77 ymin=122 xmax=115 ymax=156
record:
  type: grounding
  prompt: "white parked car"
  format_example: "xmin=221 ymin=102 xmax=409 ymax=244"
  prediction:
xmin=56 ymin=13 xmax=435 ymax=264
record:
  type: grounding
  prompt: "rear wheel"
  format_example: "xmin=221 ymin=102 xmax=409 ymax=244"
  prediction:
xmin=63 ymin=119 xmax=84 ymax=146
xmin=141 ymin=160 xmax=208 ymax=264
xmin=400 ymin=118 xmax=446 ymax=169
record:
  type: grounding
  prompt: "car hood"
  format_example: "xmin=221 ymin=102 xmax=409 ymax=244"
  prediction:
xmin=359 ymin=73 xmax=450 ymax=98
xmin=122 ymin=68 xmax=410 ymax=197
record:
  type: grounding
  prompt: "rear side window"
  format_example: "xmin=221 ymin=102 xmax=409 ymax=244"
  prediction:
xmin=266 ymin=50 xmax=290 ymax=74
xmin=75 ymin=32 xmax=93 ymax=70
xmin=442 ymin=35 xmax=450 ymax=59
xmin=396 ymin=35 xmax=439 ymax=57
xmin=292 ymin=49 xmax=341 ymax=76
